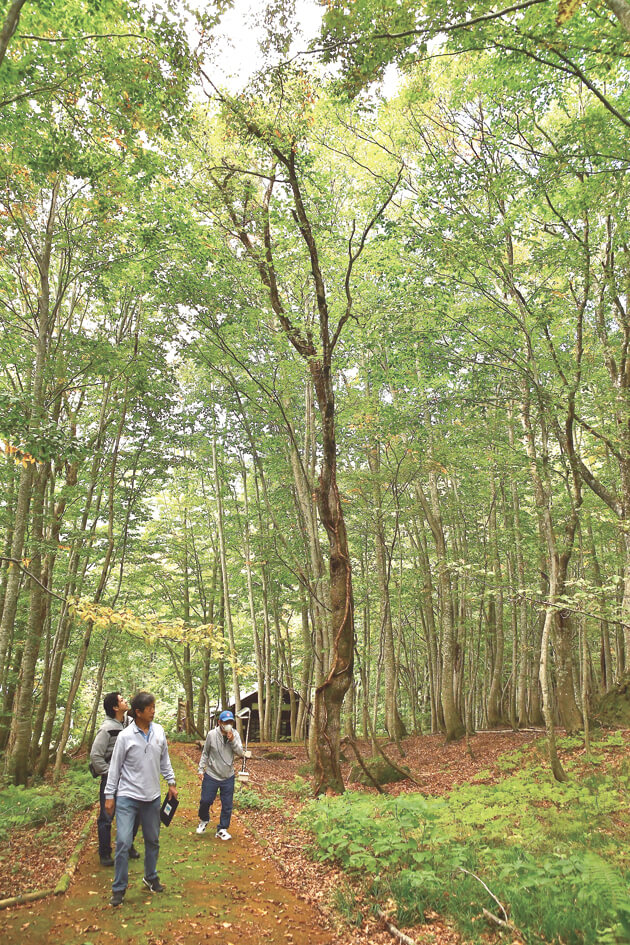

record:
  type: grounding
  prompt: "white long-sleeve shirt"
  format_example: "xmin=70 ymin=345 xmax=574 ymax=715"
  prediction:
xmin=105 ymin=721 xmax=175 ymax=801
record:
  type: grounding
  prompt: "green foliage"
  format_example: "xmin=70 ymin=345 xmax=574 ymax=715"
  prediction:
xmin=332 ymin=882 xmax=365 ymax=927
xmin=0 ymin=762 xmax=95 ymax=841
xmin=274 ymin=776 xmax=312 ymax=800
xmin=238 ymin=776 xmax=312 ymax=811
xmin=234 ymin=783 xmax=281 ymax=811
xmin=301 ymin=752 xmax=630 ymax=944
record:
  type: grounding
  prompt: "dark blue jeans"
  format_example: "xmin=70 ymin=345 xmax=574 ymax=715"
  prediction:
xmin=98 ymin=775 xmax=114 ymax=858
xmin=98 ymin=775 xmax=139 ymax=858
xmin=198 ymin=773 xmax=235 ymax=830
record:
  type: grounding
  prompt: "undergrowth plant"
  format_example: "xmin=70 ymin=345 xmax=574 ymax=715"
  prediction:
xmin=0 ymin=761 xmax=95 ymax=842
xmin=301 ymin=732 xmax=630 ymax=944
xmin=234 ymin=782 xmax=281 ymax=811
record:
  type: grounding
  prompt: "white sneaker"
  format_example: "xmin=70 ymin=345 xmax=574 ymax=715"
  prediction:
xmin=196 ymin=821 xmax=208 ymax=834
xmin=215 ymin=828 xmax=231 ymax=841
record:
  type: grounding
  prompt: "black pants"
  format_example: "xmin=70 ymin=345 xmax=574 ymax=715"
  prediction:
xmin=97 ymin=775 xmax=139 ymax=858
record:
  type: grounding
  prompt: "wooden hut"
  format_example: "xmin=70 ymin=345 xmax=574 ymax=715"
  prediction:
xmin=210 ymin=685 xmax=303 ymax=741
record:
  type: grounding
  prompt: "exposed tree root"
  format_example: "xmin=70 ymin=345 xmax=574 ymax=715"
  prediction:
xmin=340 ymin=736 xmax=386 ymax=793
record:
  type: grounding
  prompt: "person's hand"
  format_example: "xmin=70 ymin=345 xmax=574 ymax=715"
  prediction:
xmin=226 ymin=728 xmax=234 ymax=741
xmin=105 ymin=798 xmax=115 ymax=816
xmin=244 ymin=750 xmax=252 ymax=758
xmin=167 ymin=785 xmax=178 ymax=800
xmin=198 ymin=771 xmax=204 ymax=780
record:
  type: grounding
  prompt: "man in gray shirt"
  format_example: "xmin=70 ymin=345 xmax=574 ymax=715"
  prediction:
xmin=196 ymin=709 xmax=244 ymax=840
xmin=90 ymin=691 xmax=139 ymax=867
xmin=105 ymin=691 xmax=177 ymax=907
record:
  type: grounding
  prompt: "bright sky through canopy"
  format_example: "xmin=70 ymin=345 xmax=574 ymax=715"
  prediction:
xmin=200 ymin=0 xmax=325 ymax=91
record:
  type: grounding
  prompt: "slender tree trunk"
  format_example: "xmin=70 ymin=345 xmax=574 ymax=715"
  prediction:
xmin=6 ymin=461 xmax=50 ymax=783
xmin=240 ymin=461 xmax=266 ymax=737
xmin=0 ymin=457 xmax=17 ymax=627
xmin=487 ymin=483 xmax=505 ymax=727
xmin=296 ymin=592 xmax=312 ymax=741
xmin=53 ymin=382 xmax=128 ymax=780
xmin=366 ymin=437 xmax=405 ymax=748
xmin=85 ymin=632 xmax=111 ymax=752
xmin=586 ymin=517 xmax=613 ymax=690
xmin=211 ymin=424 xmax=241 ymax=727
xmin=181 ymin=509 xmax=195 ymax=735
xmin=416 ymin=476 xmax=465 ymax=741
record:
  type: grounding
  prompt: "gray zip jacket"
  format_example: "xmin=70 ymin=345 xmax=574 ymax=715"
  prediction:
xmin=198 ymin=727 xmax=244 ymax=781
xmin=89 ymin=718 xmax=124 ymax=776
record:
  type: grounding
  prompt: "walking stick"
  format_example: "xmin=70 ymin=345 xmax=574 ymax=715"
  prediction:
xmin=236 ymin=707 xmax=251 ymax=782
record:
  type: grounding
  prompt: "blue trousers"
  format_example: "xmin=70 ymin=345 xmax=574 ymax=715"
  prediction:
xmin=98 ymin=777 xmax=139 ymax=858
xmin=113 ymin=795 xmax=160 ymax=893
xmin=98 ymin=776 xmax=114 ymax=858
xmin=198 ymin=773 xmax=235 ymax=830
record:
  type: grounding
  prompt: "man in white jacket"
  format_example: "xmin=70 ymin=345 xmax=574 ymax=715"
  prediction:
xmin=104 ymin=691 xmax=177 ymax=907
xmin=196 ymin=710 xmax=244 ymax=840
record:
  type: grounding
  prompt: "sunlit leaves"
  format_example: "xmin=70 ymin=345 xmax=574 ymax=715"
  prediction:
xmin=70 ymin=597 xmax=223 ymax=650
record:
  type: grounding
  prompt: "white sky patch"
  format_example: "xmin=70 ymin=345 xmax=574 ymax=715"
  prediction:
xmin=190 ymin=0 xmax=325 ymax=93
xmin=181 ymin=0 xmax=410 ymax=101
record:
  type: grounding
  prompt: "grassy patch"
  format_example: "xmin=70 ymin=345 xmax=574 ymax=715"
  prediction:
xmin=234 ymin=781 xmax=282 ymax=810
xmin=332 ymin=881 xmax=365 ymax=927
xmin=0 ymin=761 xmax=95 ymax=841
xmin=301 ymin=731 xmax=630 ymax=944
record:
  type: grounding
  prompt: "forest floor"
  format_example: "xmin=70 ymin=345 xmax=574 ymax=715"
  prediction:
xmin=0 ymin=727 xmax=544 ymax=945
xmin=180 ymin=728 xmax=544 ymax=945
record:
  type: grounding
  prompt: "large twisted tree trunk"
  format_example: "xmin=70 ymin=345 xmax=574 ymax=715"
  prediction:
xmin=309 ymin=362 xmax=354 ymax=794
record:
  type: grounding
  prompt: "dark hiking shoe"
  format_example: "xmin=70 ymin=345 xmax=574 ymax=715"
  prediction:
xmin=129 ymin=845 xmax=140 ymax=859
xmin=142 ymin=876 xmax=165 ymax=893
xmin=100 ymin=856 xmax=114 ymax=867
xmin=110 ymin=890 xmax=125 ymax=907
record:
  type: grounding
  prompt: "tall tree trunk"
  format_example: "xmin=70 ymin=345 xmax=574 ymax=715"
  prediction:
xmin=53 ymin=381 xmax=129 ymax=780
xmin=415 ymin=476 xmax=465 ymax=741
xmin=6 ymin=461 xmax=49 ymax=783
xmin=211 ymin=424 xmax=241 ymax=727
xmin=586 ymin=518 xmax=614 ymax=690
xmin=487 ymin=483 xmax=505 ymax=727
xmin=181 ymin=509 xmax=195 ymax=735
xmin=367 ymin=437 xmax=405 ymax=749
xmin=239 ymin=461 xmax=266 ymax=734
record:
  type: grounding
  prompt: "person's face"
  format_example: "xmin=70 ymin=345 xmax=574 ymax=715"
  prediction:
xmin=136 ymin=701 xmax=156 ymax=725
xmin=219 ymin=721 xmax=232 ymax=734
xmin=117 ymin=695 xmax=129 ymax=713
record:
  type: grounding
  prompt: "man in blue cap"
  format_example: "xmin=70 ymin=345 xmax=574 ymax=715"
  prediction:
xmin=196 ymin=710 xmax=244 ymax=840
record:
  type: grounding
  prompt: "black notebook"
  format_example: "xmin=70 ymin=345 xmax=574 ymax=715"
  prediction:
xmin=160 ymin=793 xmax=179 ymax=826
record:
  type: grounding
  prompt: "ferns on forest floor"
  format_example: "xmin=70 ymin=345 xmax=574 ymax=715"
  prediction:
xmin=301 ymin=733 xmax=630 ymax=944
xmin=0 ymin=761 xmax=94 ymax=840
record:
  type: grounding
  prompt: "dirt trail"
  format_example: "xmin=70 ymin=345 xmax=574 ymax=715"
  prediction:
xmin=0 ymin=746 xmax=335 ymax=945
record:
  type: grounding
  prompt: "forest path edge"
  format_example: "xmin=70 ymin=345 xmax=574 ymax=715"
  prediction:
xmin=0 ymin=744 xmax=336 ymax=945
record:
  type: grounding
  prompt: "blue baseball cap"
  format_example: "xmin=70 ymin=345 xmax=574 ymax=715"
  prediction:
xmin=219 ymin=710 xmax=235 ymax=723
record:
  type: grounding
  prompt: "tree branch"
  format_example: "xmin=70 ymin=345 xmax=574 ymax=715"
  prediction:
xmin=0 ymin=0 xmax=27 ymax=68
